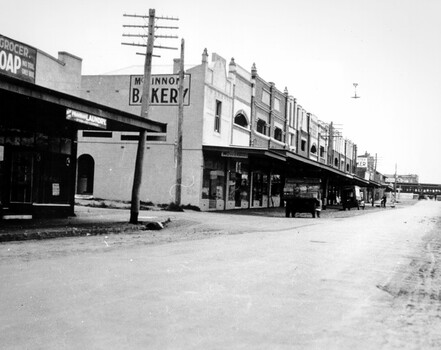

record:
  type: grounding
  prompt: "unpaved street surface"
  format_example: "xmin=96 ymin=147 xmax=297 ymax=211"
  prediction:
xmin=1 ymin=201 xmax=441 ymax=349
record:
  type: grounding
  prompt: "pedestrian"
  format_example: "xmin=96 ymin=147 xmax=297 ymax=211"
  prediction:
xmin=315 ymin=194 xmax=322 ymax=218
xmin=381 ymin=194 xmax=387 ymax=207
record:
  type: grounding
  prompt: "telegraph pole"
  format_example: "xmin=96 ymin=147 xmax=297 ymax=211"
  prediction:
xmin=372 ymin=153 xmax=377 ymax=207
xmin=122 ymin=9 xmax=178 ymax=223
xmin=394 ymin=163 xmax=397 ymax=202
xmin=175 ymin=39 xmax=185 ymax=206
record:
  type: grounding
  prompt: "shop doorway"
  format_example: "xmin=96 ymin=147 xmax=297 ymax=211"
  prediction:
xmin=10 ymin=151 xmax=34 ymax=205
xmin=76 ymin=154 xmax=95 ymax=195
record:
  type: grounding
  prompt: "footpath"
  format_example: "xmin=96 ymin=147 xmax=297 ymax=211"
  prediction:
xmin=0 ymin=199 xmax=412 ymax=243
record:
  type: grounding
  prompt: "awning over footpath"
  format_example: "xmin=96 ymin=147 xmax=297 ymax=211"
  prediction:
xmin=272 ymin=149 xmax=370 ymax=187
xmin=203 ymin=145 xmax=286 ymax=162
xmin=0 ymin=74 xmax=167 ymax=133
xmin=203 ymin=145 xmax=372 ymax=188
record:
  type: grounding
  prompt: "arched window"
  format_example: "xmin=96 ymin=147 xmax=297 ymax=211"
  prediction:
xmin=274 ymin=127 xmax=283 ymax=141
xmin=234 ymin=113 xmax=248 ymax=128
xmin=257 ymin=119 xmax=267 ymax=135
xmin=310 ymin=144 xmax=317 ymax=154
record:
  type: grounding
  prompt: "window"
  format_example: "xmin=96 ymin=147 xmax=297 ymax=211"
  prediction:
xmin=262 ymin=90 xmax=270 ymax=105
xmin=234 ymin=113 xmax=248 ymax=128
xmin=274 ymin=127 xmax=283 ymax=141
xmin=214 ymin=100 xmax=222 ymax=133
xmin=147 ymin=134 xmax=167 ymax=142
xmin=290 ymin=134 xmax=295 ymax=147
xmin=310 ymin=144 xmax=317 ymax=154
xmin=346 ymin=163 xmax=350 ymax=172
xmin=334 ymin=158 xmax=339 ymax=167
xmin=121 ymin=134 xmax=139 ymax=141
xmin=301 ymin=139 xmax=307 ymax=151
xmin=274 ymin=98 xmax=281 ymax=112
xmin=82 ymin=131 xmax=112 ymax=138
xmin=121 ymin=133 xmax=167 ymax=142
xmin=301 ymin=111 xmax=308 ymax=131
xmin=320 ymin=146 xmax=325 ymax=158
xmin=257 ymin=119 xmax=267 ymax=135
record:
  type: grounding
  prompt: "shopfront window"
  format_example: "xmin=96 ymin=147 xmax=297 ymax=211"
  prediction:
xmin=270 ymin=174 xmax=281 ymax=207
xmin=252 ymin=171 xmax=268 ymax=207
xmin=202 ymin=157 xmax=225 ymax=209
xmin=227 ymin=161 xmax=249 ymax=208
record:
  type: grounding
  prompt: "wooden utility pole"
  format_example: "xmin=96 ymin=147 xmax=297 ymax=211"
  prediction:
xmin=122 ymin=9 xmax=179 ymax=223
xmin=394 ymin=163 xmax=397 ymax=202
xmin=372 ymin=152 xmax=377 ymax=207
xmin=129 ymin=9 xmax=155 ymax=224
xmin=175 ymin=39 xmax=185 ymax=206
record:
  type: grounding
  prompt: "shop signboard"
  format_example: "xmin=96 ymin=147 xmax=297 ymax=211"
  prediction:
xmin=221 ymin=151 xmax=248 ymax=159
xmin=0 ymin=34 xmax=37 ymax=83
xmin=66 ymin=109 xmax=107 ymax=129
xmin=357 ymin=157 xmax=367 ymax=168
xmin=129 ymin=74 xmax=191 ymax=106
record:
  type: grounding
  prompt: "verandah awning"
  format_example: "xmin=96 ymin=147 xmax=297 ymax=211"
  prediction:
xmin=0 ymin=74 xmax=166 ymax=133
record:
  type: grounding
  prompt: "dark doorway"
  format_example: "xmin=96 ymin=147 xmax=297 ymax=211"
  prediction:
xmin=76 ymin=154 xmax=94 ymax=195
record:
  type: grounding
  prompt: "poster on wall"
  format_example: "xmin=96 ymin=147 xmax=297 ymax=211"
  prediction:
xmin=0 ymin=34 xmax=37 ymax=83
xmin=129 ymin=74 xmax=191 ymax=106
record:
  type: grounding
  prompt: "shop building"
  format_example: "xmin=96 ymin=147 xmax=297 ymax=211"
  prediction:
xmin=78 ymin=49 xmax=369 ymax=211
xmin=0 ymin=34 xmax=166 ymax=218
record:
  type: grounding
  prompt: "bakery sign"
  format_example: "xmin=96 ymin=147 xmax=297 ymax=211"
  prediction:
xmin=129 ymin=74 xmax=191 ymax=106
xmin=66 ymin=109 xmax=107 ymax=129
xmin=0 ymin=34 xmax=37 ymax=83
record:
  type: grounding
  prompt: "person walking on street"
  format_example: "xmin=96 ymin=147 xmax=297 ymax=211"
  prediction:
xmin=381 ymin=194 xmax=387 ymax=208
xmin=316 ymin=194 xmax=322 ymax=218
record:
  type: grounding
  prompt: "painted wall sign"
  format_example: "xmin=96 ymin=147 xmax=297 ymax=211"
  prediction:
xmin=66 ymin=109 xmax=107 ymax=129
xmin=0 ymin=34 xmax=37 ymax=83
xmin=129 ymin=74 xmax=191 ymax=106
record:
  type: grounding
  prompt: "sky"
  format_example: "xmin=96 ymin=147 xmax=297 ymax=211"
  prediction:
xmin=3 ymin=0 xmax=441 ymax=183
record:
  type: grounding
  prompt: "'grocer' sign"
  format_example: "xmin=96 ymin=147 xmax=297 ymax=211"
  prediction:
xmin=0 ymin=34 xmax=37 ymax=83
xmin=129 ymin=74 xmax=191 ymax=106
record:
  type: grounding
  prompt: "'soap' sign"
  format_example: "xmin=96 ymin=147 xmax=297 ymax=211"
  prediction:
xmin=129 ymin=74 xmax=191 ymax=106
xmin=0 ymin=34 xmax=37 ymax=83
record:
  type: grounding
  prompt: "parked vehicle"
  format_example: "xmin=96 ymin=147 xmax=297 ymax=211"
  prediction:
xmin=341 ymin=185 xmax=363 ymax=210
xmin=283 ymin=178 xmax=321 ymax=218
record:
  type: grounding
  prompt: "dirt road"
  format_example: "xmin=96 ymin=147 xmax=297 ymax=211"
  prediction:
xmin=1 ymin=200 xmax=440 ymax=349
